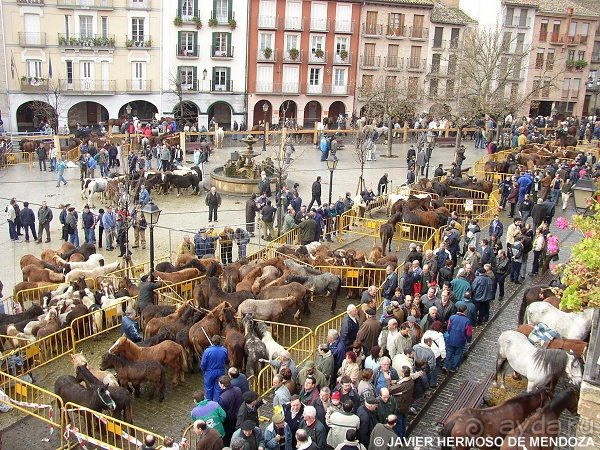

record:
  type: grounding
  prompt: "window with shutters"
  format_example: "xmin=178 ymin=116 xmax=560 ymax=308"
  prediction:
xmin=535 ymin=49 xmax=544 ymax=69
xmin=409 ymin=46 xmax=421 ymax=68
xmin=571 ymin=78 xmax=580 ymax=98
xmin=79 ymin=16 xmax=93 ymax=38
xmin=408 ymin=77 xmax=418 ymax=91
xmin=388 ymin=13 xmax=404 ymax=35
xmin=179 ymin=32 xmax=197 ymax=56
xmin=132 ymin=18 xmax=145 ymax=41
xmin=429 ymin=79 xmax=438 ymax=97
xmin=431 ymin=53 xmax=441 ymax=73
xmin=446 ymin=79 xmax=454 ymax=98
xmin=181 ymin=0 xmax=194 ymax=20
xmin=101 ymin=17 xmax=108 ymax=38
xmin=215 ymin=0 xmax=229 ymax=23
xmin=65 ymin=15 xmax=70 ymax=37
xmin=213 ymin=67 xmax=228 ymax=90
xmin=309 ymin=67 xmax=321 ymax=85
xmin=539 ymin=20 xmax=548 ymax=41
xmin=361 ymin=74 xmax=373 ymax=91
xmin=448 ymin=54 xmax=457 ymax=73
xmin=178 ymin=66 xmax=196 ymax=90
xmin=363 ymin=43 xmax=375 ymax=66
xmin=578 ymin=50 xmax=585 ymax=60
xmin=385 ymin=75 xmax=396 ymax=90
xmin=365 ymin=11 xmax=378 ymax=35
xmin=568 ymin=49 xmax=575 ymax=61
xmin=27 ymin=60 xmax=42 ymax=78
xmin=546 ymin=49 xmax=555 ymax=70
xmin=433 ymin=27 xmax=443 ymax=48
xmin=256 ymin=65 xmax=273 ymax=92
xmin=450 ymin=28 xmax=459 ymax=48
xmin=212 ymin=32 xmax=231 ymax=57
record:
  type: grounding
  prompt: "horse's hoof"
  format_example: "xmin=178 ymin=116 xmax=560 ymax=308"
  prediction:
xmin=492 ymin=381 xmax=498 ymax=388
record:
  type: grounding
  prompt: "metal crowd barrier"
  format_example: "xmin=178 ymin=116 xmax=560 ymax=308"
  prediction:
xmin=15 ymin=277 xmax=97 ymax=307
xmin=70 ymin=296 xmax=136 ymax=345
xmin=154 ymin=275 xmax=206 ymax=305
xmin=315 ymin=265 xmax=388 ymax=290
xmin=103 ymin=255 xmax=170 ymax=285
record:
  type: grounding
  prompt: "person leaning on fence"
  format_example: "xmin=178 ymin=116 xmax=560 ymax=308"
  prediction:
xmin=219 ymin=227 xmax=235 ymax=264
xmin=177 ymin=235 xmax=195 ymax=260
xmin=121 ymin=307 xmax=143 ymax=342
xmin=194 ymin=228 xmax=218 ymax=258
xmin=234 ymin=228 xmax=250 ymax=260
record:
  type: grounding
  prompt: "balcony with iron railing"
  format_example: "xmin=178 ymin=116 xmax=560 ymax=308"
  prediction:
xmin=283 ymin=16 xmax=304 ymax=31
xmin=176 ymin=44 xmax=199 ymax=58
xmin=310 ymin=18 xmax=329 ymax=32
xmin=57 ymin=0 xmax=113 ymax=9
xmin=429 ymin=63 xmax=449 ymax=76
xmin=386 ymin=25 xmax=406 ymax=38
xmin=18 ymin=32 xmax=46 ymax=47
xmin=334 ymin=20 xmax=354 ymax=33
xmin=322 ymin=84 xmax=349 ymax=95
xmin=384 ymin=56 xmax=403 ymax=70
xmin=408 ymin=26 xmax=428 ymax=40
xmin=126 ymin=80 xmax=152 ymax=91
xmin=17 ymin=0 xmax=44 ymax=4
xmin=211 ymin=46 xmax=234 ymax=59
xmin=20 ymin=77 xmax=49 ymax=92
xmin=407 ymin=57 xmax=426 ymax=72
xmin=60 ymin=79 xmax=116 ymax=94
xmin=308 ymin=50 xmax=327 ymax=64
xmin=503 ymin=16 xmax=531 ymax=28
xmin=360 ymin=54 xmax=381 ymax=68
xmin=258 ymin=15 xmax=277 ymax=29
xmin=176 ymin=8 xmax=196 ymax=23
xmin=549 ymin=32 xmax=561 ymax=44
xmin=58 ymin=33 xmax=115 ymax=48
xmin=210 ymin=10 xmax=235 ymax=25
xmin=332 ymin=51 xmax=352 ymax=65
xmin=210 ymin=80 xmax=233 ymax=92
xmin=255 ymin=81 xmax=300 ymax=94
xmin=177 ymin=80 xmax=198 ymax=92
xmin=539 ymin=31 xmax=548 ymax=42
xmin=126 ymin=36 xmax=152 ymax=48
xmin=306 ymin=83 xmax=323 ymax=94
xmin=127 ymin=0 xmax=151 ymax=10
xmin=562 ymin=88 xmax=570 ymax=98
xmin=282 ymin=49 xmax=303 ymax=63
xmin=361 ymin=23 xmax=384 ymax=37
xmin=432 ymin=39 xmax=460 ymax=50
xmin=257 ymin=48 xmax=276 ymax=62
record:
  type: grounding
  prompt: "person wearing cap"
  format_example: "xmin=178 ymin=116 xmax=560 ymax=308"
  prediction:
xmin=357 ymin=397 xmax=378 ymax=447
xmin=231 ymin=420 xmax=265 ymax=450
xmin=315 ymin=345 xmax=334 ymax=388
xmin=121 ymin=307 xmax=143 ymax=342
xmin=298 ymin=405 xmax=326 ymax=450
xmin=237 ymin=390 xmax=265 ymax=428
xmin=355 ymin=308 xmax=381 ymax=356
xmin=264 ymin=413 xmax=293 ymax=450
xmin=194 ymin=228 xmax=218 ymax=258
xmin=191 ymin=390 xmax=226 ymax=436
xmin=202 ymin=335 xmax=229 ymax=401
xmin=297 ymin=361 xmax=327 ymax=391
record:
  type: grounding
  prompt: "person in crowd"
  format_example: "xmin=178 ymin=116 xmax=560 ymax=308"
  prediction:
xmin=191 ymin=391 xmax=226 ymax=436
xmin=36 ymin=201 xmax=53 ymax=243
xmin=121 ymin=307 xmax=143 ymax=342
xmin=193 ymin=420 xmax=224 ymax=450
xmin=202 ymin=335 xmax=229 ymax=401
xmin=444 ymin=305 xmax=472 ymax=373
xmin=218 ymin=375 xmax=243 ymax=445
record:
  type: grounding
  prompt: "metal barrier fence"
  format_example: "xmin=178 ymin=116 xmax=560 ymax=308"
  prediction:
xmin=103 ymin=255 xmax=170 ymax=285
xmin=70 ymin=296 xmax=136 ymax=345
xmin=0 ymin=296 xmax=22 ymax=315
xmin=315 ymin=265 xmax=388 ymax=290
xmin=314 ymin=312 xmax=346 ymax=350
xmin=15 ymin=277 xmax=97 ymax=307
xmin=154 ymin=275 xmax=206 ymax=304
xmin=1 ymin=151 xmax=34 ymax=165
xmin=61 ymin=402 xmax=164 ymax=450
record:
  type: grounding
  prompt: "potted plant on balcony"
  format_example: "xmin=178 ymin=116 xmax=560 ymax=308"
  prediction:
xmin=174 ymin=16 xmax=183 ymax=27
xmin=193 ymin=16 xmax=202 ymax=29
xmin=339 ymin=49 xmax=348 ymax=61
xmin=58 ymin=35 xmax=67 ymax=46
xmin=566 ymin=59 xmax=576 ymax=69
xmin=208 ymin=18 xmax=218 ymax=27
xmin=289 ymin=48 xmax=299 ymax=60
xmin=574 ymin=59 xmax=588 ymax=70
xmin=228 ymin=18 xmax=237 ymax=29
xmin=314 ymin=48 xmax=324 ymax=59
xmin=263 ymin=47 xmax=273 ymax=59
xmin=126 ymin=38 xmax=134 ymax=48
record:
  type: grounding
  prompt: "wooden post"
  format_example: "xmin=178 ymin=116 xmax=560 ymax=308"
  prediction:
xmin=179 ymin=131 xmax=186 ymax=152
xmin=403 ymin=121 xmax=409 ymax=143
xmin=53 ymin=135 xmax=61 ymax=152
xmin=313 ymin=122 xmax=318 ymax=145
xmin=265 ymin=121 xmax=270 ymax=144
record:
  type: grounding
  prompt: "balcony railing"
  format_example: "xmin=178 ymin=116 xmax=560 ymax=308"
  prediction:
xmin=60 ymin=79 xmax=116 ymax=94
xmin=127 ymin=0 xmax=151 ymax=9
xmin=504 ymin=16 xmax=531 ymax=28
xmin=429 ymin=64 xmax=449 ymax=76
xmin=20 ymin=78 xmax=48 ymax=92
xmin=360 ymin=55 xmax=381 ymax=68
xmin=282 ymin=49 xmax=303 ymax=63
xmin=310 ymin=18 xmax=329 ymax=32
xmin=255 ymin=82 xmax=300 ymax=94
xmin=258 ymin=15 xmax=277 ymax=29
xmin=408 ymin=26 xmax=428 ymax=40
xmin=58 ymin=33 xmax=115 ymax=47
xmin=18 ymin=32 xmax=46 ymax=47
xmin=126 ymin=36 xmax=152 ymax=48
xmin=386 ymin=25 xmax=406 ymax=38
xmin=384 ymin=56 xmax=403 ymax=70
xmin=334 ymin=20 xmax=354 ymax=33
xmin=333 ymin=51 xmax=352 ymax=65
xmin=362 ymin=23 xmax=383 ymax=36
xmin=257 ymin=48 xmax=276 ymax=62
xmin=308 ymin=50 xmax=327 ymax=64
xmin=324 ymin=84 xmax=349 ymax=95
xmin=178 ymin=81 xmax=198 ymax=92
xmin=283 ymin=16 xmax=304 ymax=31
xmin=57 ymin=0 xmax=114 ymax=8
xmin=549 ymin=32 xmax=561 ymax=43
xmin=407 ymin=57 xmax=426 ymax=71
xmin=176 ymin=44 xmax=199 ymax=58
xmin=562 ymin=88 xmax=570 ymax=98
xmin=211 ymin=46 xmax=234 ymax=58
xmin=539 ymin=31 xmax=548 ymax=42
xmin=306 ymin=83 xmax=323 ymax=94
xmin=126 ymin=80 xmax=151 ymax=91
xmin=17 ymin=0 xmax=44 ymax=4
xmin=210 ymin=80 xmax=233 ymax=92
xmin=177 ymin=8 xmax=195 ymax=22
xmin=210 ymin=10 xmax=235 ymax=24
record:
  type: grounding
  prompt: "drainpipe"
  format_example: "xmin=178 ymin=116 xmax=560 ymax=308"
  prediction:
xmin=243 ymin=0 xmax=250 ymax=125
xmin=0 ymin=4 xmax=13 ymax=132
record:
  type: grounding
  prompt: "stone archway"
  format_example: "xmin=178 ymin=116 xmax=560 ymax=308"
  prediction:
xmin=429 ymin=103 xmax=450 ymax=118
xmin=16 ymin=100 xmax=56 ymax=132
xmin=172 ymin=101 xmax=199 ymax=123
xmin=279 ymin=100 xmax=298 ymax=123
xmin=253 ymin=100 xmax=272 ymax=126
xmin=68 ymin=101 xmax=109 ymax=128
xmin=118 ymin=100 xmax=158 ymax=121
xmin=329 ymin=101 xmax=346 ymax=119
xmin=304 ymin=101 xmax=322 ymax=127
xmin=207 ymin=102 xmax=232 ymax=130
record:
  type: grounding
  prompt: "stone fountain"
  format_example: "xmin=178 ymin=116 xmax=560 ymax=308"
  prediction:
xmin=210 ymin=135 xmax=275 ymax=195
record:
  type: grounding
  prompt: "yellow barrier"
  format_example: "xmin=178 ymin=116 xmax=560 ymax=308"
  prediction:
xmin=314 ymin=265 xmax=388 ymax=291
xmin=15 ymin=277 xmax=97 ymax=306
xmin=314 ymin=311 xmax=346 ymax=350
xmin=61 ymin=402 xmax=164 ymax=450
xmin=0 ymin=296 xmax=22 ymax=314
xmin=0 ymin=371 xmax=63 ymax=431
xmin=268 ymin=227 xmax=300 ymax=246
xmin=70 ymin=296 xmax=137 ymax=345
xmin=2 ymin=151 xmax=33 ymax=165
xmin=154 ymin=275 xmax=205 ymax=304
xmin=103 ymin=255 xmax=170 ymax=285
xmin=0 ymin=333 xmax=35 ymax=351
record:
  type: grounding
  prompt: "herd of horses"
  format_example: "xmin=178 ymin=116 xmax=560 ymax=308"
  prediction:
xmin=483 ymin=144 xmax=580 ymax=175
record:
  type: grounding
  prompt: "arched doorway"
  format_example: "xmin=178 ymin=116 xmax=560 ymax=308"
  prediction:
xmin=304 ymin=101 xmax=322 ymax=127
xmin=68 ymin=101 xmax=109 ymax=128
xmin=279 ymin=100 xmax=297 ymax=125
xmin=253 ymin=100 xmax=272 ymax=126
xmin=173 ymin=101 xmax=199 ymax=124
xmin=118 ymin=101 xmax=158 ymax=122
xmin=16 ymin=101 xmax=56 ymax=132
xmin=429 ymin=103 xmax=450 ymax=117
xmin=329 ymin=101 xmax=346 ymax=120
xmin=207 ymin=102 xmax=232 ymax=130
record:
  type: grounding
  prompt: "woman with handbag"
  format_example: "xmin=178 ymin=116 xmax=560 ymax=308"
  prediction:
xmin=541 ymin=233 xmax=560 ymax=274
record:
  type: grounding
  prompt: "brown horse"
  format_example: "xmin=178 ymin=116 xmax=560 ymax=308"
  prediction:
xmin=188 ymin=302 xmax=231 ymax=361
xmin=237 ymin=296 xmax=301 ymax=322
xmin=153 ymin=268 xmax=201 ymax=283
xmin=108 ymin=336 xmax=187 ymax=385
xmin=380 ymin=212 xmax=402 ymax=256
xmin=223 ymin=308 xmax=245 ymax=371
xmin=100 ymin=352 xmax=166 ymax=402
xmin=117 ymin=277 xmax=139 ymax=298
xmin=144 ymin=303 xmax=194 ymax=339
xmin=221 ymin=263 xmax=242 ymax=293
xmin=440 ymin=389 xmax=553 ymax=450
xmin=140 ymin=304 xmax=176 ymax=330
xmin=236 ymin=266 xmax=263 ymax=292
xmin=517 ymin=285 xmax=556 ymax=324
xmin=500 ymin=387 xmax=579 ymax=450
xmin=22 ymin=265 xmax=65 ymax=283
xmin=516 ymin=324 xmax=588 ymax=358
xmin=71 ymin=352 xmax=119 ymax=387
xmin=251 ymin=266 xmax=281 ymax=295
xmin=195 ymin=277 xmax=255 ymax=310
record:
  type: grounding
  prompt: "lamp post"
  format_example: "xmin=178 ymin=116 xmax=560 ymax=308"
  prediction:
xmin=142 ymin=201 xmax=161 ymax=281
xmin=262 ymin=103 xmax=268 ymax=151
xmin=326 ymin=154 xmax=338 ymax=204
xmin=571 ymin=178 xmax=596 ymax=211
xmin=125 ymin=103 xmax=132 ymax=118
xmin=587 ymin=77 xmax=600 ymax=116
xmin=424 ymin=142 xmax=433 ymax=179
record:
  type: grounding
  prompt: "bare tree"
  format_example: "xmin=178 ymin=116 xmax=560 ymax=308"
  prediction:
xmin=29 ymin=81 xmax=69 ymax=133
xmin=353 ymin=126 xmax=377 ymax=194
xmin=358 ymin=77 xmax=424 ymax=157
xmin=167 ymin=70 xmax=198 ymax=123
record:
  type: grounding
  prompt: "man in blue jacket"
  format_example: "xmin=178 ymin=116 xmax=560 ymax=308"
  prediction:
xmin=121 ymin=308 xmax=143 ymax=342
xmin=444 ymin=304 xmax=472 ymax=373
xmin=489 ymin=215 xmax=503 ymax=239
xmin=517 ymin=172 xmax=533 ymax=204
xmin=470 ymin=268 xmax=494 ymax=326
xmin=201 ymin=335 xmax=229 ymax=401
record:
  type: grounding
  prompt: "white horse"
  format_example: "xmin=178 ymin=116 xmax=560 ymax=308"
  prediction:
xmin=525 ymin=302 xmax=593 ymax=340
xmin=494 ymin=330 xmax=584 ymax=391
xmin=255 ymin=322 xmax=285 ymax=360
xmin=81 ymin=178 xmax=108 ymax=208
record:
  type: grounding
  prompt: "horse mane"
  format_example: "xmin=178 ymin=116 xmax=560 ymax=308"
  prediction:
xmin=288 ymin=275 xmax=309 ymax=284
xmin=532 ymin=348 xmax=568 ymax=374
xmin=76 ymin=363 xmax=102 ymax=386
xmin=206 ymin=262 xmax=220 ymax=277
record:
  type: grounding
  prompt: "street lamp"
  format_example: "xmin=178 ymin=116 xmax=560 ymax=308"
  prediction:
xmin=262 ymin=103 xmax=269 ymax=151
xmin=326 ymin=154 xmax=339 ymax=204
xmin=424 ymin=142 xmax=433 ymax=179
xmin=142 ymin=201 xmax=161 ymax=281
xmin=125 ymin=104 xmax=132 ymax=117
xmin=587 ymin=77 xmax=600 ymax=116
xmin=571 ymin=178 xmax=596 ymax=211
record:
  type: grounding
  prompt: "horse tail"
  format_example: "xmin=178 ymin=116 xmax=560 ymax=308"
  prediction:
xmin=180 ymin=345 xmax=189 ymax=373
xmin=439 ymin=419 xmax=455 ymax=450
xmin=518 ymin=292 xmax=528 ymax=325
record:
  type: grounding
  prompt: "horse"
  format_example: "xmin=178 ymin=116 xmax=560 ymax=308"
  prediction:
xmin=75 ymin=364 xmax=133 ymax=423
xmin=81 ymin=178 xmax=109 ymax=208
xmin=196 ymin=277 xmax=255 ymax=310
xmin=380 ymin=212 xmax=403 ymax=256
xmin=516 ymin=324 xmax=588 ymax=358
xmin=254 ymin=321 xmax=286 ymax=359
xmin=108 ymin=336 xmax=187 ymax=385
xmin=440 ymin=388 xmax=553 ymax=450
xmin=61 ymin=254 xmax=105 ymax=273
xmin=223 ymin=308 xmax=245 ymax=371
xmin=242 ymin=314 xmax=268 ymax=378
xmin=21 ymin=264 xmax=65 ymax=283
xmin=163 ymin=173 xmax=200 ymax=196
xmin=70 ymin=352 xmax=119 ymax=387
xmin=62 ymin=243 xmax=96 ymax=261
xmin=236 ymin=266 xmax=263 ymax=292
xmin=188 ymin=302 xmax=230 ymax=362
xmin=0 ymin=304 xmax=44 ymax=327
xmin=152 ymin=268 xmax=201 ymax=283
xmin=251 ymin=266 xmax=281 ymax=295
xmin=154 ymin=258 xmax=206 ymax=274
xmin=524 ymin=302 xmax=593 ymax=340
xmin=140 ymin=304 xmax=176 ymax=330
xmin=494 ymin=330 xmax=584 ymax=391
xmin=517 ymin=285 xmax=557 ymax=324
xmin=500 ymin=387 xmax=579 ymax=450
xmin=221 ymin=263 xmax=242 ymax=293
xmin=237 ymin=296 xmax=301 ymax=322
xmin=143 ymin=303 xmax=194 ymax=339
xmin=176 ymin=310 xmax=205 ymax=372
xmin=138 ymin=325 xmax=177 ymax=347
xmin=65 ymin=261 xmax=120 ymax=283
xmin=54 ymin=374 xmax=116 ymax=420
xmin=99 ymin=353 xmax=166 ymax=402
xmin=286 ymin=272 xmax=341 ymax=313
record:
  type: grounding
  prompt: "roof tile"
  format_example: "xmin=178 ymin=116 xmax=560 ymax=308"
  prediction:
xmin=431 ymin=2 xmax=477 ymax=25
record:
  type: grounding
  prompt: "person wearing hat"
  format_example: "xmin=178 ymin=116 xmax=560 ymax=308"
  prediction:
xmin=201 ymin=335 xmax=229 ymax=401
xmin=264 ymin=413 xmax=293 ymax=450
xmin=356 ymin=397 xmax=378 ymax=448
xmin=236 ymin=391 xmax=265 ymax=428
xmin=297 ymin=361 xmax=327 ymax=391
xmin=355 ymin=309 xmax=381 ymax=356
xmin=230 ymin=420 xmax=265 ymax=450
xmin=191 ymin=390 xmax=226 ymax=436
xmin=121 ymin=307 xmax=143 ymax=342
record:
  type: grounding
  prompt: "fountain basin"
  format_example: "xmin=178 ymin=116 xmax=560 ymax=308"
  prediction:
xmin=210 ymin=167 xmax=275 ymax=195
